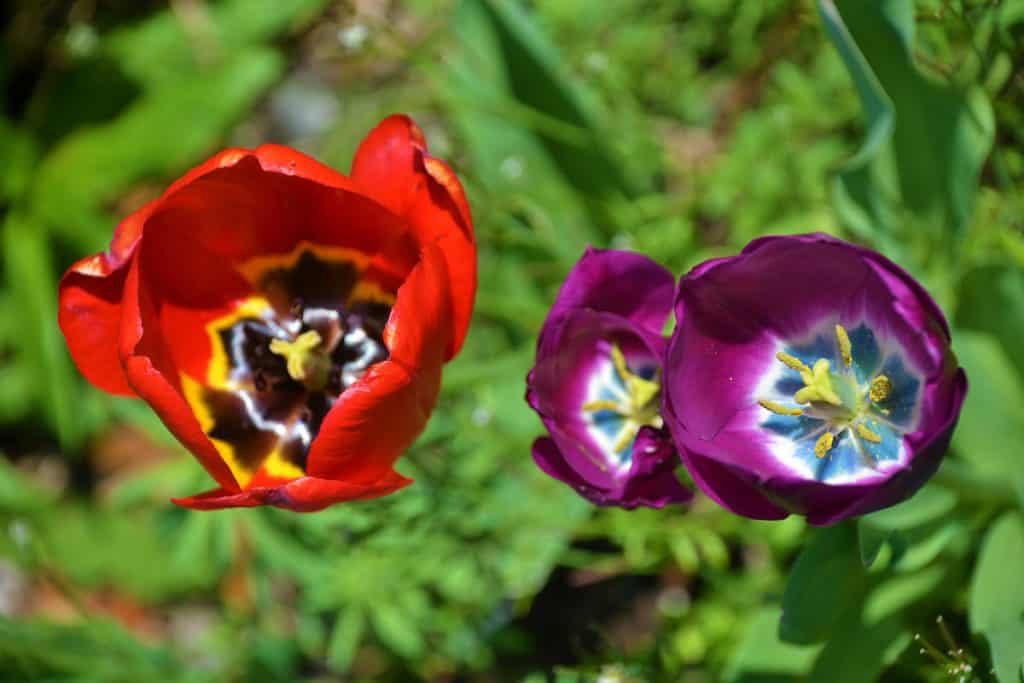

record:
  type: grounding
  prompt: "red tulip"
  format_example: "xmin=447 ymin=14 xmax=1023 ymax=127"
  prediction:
xmin=58 ymin=115 xmax=476 ymax=511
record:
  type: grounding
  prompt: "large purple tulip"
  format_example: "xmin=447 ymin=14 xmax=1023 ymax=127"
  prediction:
xmin=663 ymin=234 xmax=966 ymax=525
xmin=526 ymin=248 xmax=692 ymax=509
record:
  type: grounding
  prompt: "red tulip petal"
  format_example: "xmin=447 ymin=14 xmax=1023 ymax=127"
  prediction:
xmin=59 ymin=261 xmax=135 ymax=396
xmin=172 ymin=469 xmax=412 ymax=511
xmin=138 ymin=163 xmax=412 ymax=323
xmin=306 ymin=241 xmax=450 ymax=482
xmin=119 ymin=258 xmax=240 ymax=492
xmin=252 ymin=144 xmax=360 ymax=192
xmin=350 ymin=115 xmax=428 ymax=215
xmin=351 ymin=114 xmax=476 ymax=359
xmin=156 ymin=302 xmax=235 ymax=385
xmin=57 ymin=201 xmax=158 ymax=395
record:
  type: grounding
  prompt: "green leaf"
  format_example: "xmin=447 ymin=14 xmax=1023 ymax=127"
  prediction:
xmin=326 ymin=608 xmax=366 ymax=673
xmin=857 ymin=521 xmax=890 ymax=569
xmin=457 ymin=0 xmax=633 ymax=199
xmin=893 ymin=520 xmax=964 ymax=572
xmin=0 ymin=117 xmax=37 ymax=202
xmin=956 ymin=265 xmax=1024 ymax=382
xmin=806 ymin=614 xmax=910 ymax=683
xmin=724 ymin=608 xmax=821 ymax=683
xmin=780 ymin=523 xmax=868 ymax=645
xmin=0 ymin=362 xmax=33 ymax=424
xmin=858 ymin=484 xmax=958 ymax=568
xmin=863 ymin=565 xmax=946 ymax=624
xmin=0 ymin=617 xmax=203 ymax=683
xmin=31 ymin=49 xmax=284 ymax=253
xmin=951 ymin=331 xmax=1024 ymax=491
xmin=977 ymin=622 xmax=1024 ymax=683
xmin=819 ymin=0 xmax=994 ymax=252
xmin=105 ymin=0 xmax=328 ymax=86
xmin=970 ymin=512 xmax=1024 ymax=682
xmin=1 ymin=213 xmax=81 ymax=450
xmin=861 ymin=483 xmax=958 ymax=532
xmin=442 ymin=0 xmax=599 ymax=263
xmin=0 ymin=457 xmax=56 ymax=512
xmin=370 ymin=603 xmax=425 ymax=660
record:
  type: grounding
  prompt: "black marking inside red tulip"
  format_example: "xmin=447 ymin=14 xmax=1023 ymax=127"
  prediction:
xmin=199 ymin=249 xmax=392 ymax=478
xmin=259 ymin=250 xmax=360 ymax=311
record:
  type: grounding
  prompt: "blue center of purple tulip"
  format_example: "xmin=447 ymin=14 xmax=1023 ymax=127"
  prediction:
xmin=756 ymin=322 xmax=921 ymax=483
xmin=580 ymin=344 xmax=662 ymax=472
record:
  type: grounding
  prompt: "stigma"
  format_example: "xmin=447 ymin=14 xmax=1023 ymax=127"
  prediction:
xmin=269 ymin=330 xmax=331 ymax=390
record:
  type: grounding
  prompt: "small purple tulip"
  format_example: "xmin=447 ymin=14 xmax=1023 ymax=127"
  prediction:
xmin=663 ymin=234 xmax=966 ymax=525
xmin=526 ymin=248 xmax=692 ymax=509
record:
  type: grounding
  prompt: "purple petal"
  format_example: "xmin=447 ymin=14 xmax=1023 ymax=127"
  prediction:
xmin=547 ymin=247 xmax=675 ymax=335
xmin=617 ymin=426 xmax=693 ymax=508
xmin=529 ymin=308 xmax=666 ymax=489
xmin=532 ymin=436 xmax=614 ymax=504
xmin=663 ymin=233 xmax=965 ymax=524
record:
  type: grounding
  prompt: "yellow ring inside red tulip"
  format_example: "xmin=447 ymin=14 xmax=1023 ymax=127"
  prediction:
xmin=181 ymin=242 xmax=396 ymax=489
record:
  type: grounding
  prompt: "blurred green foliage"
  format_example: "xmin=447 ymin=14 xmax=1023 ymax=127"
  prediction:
xmin=0 ymin=0 xmax=1022 ymax=681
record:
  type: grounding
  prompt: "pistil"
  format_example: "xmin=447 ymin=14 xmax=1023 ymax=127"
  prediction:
xmin=582 ymin=344 xmax=663 ymax=455
xmin=269 ymin=330 xmax=332 ymax=390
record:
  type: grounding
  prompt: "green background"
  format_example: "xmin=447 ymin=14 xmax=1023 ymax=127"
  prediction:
xmin=0 ymin=0 xmax=1022 ymax=681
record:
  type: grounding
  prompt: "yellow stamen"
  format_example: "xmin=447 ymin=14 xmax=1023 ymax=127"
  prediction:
xmin=269 ymin=330 xmax=328 ymax=387
xmin=611 ymin=344 xmax=661 ymax=410
xmin=814 ymin=432 xmax=835 ymax=459
xmin=869 ymin=375 xmax=892 ymax=403
xmin=835 ymin=324 xmax=852 ymax=367
xmin=776 ymin=351 xmax=812 ymax=377
xmin=614 ymin=425 xmax=640 ymax=454
xmin=585 ymin=344 xmax=664 ymax=456
xmin=582 ymin=399 xmax=622 ymax=413
xmin=611 ymin=343 xmax=630 ymax=381
xmin=793 ymin=358 xmax=842 ymax=406
xmin=758 ymin=399 xmax=803 ymax=417
xmin=856 ymin=423 xmax=882 ymax=443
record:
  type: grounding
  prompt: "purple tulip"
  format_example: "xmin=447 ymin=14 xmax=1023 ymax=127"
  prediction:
xmin=526 ymin=248 xmax=693 ymax=509
xmin=663 ymin=234 xmax=966 ymax=525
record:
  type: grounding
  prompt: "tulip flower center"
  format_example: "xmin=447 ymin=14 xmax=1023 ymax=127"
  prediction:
xmin=182 ymin=246 xmax=395 ymax=489
xmin=581 ymin=343 xmax=663 ymax=469
xmin=756 ymin=322 xmax=922 ymax=483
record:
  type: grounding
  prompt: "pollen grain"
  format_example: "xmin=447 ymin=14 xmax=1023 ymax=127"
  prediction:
xmin=870 ymin=375 xmax=892 ymax=403
xmin=835 ymin=324 xmax=852 ymax=367
xmin=814 ymin=431 xmax=835 ymax=459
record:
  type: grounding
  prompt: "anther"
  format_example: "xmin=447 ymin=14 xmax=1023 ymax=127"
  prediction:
xmin=776 ymin=352 xmax=812 ymax=376
xmin=835 ymin=324 xmax=852 ymax=367
xmin=611 ymin=344 xmax=630 ymax=382
xmin=870 ymin=375 xmax=892 ymax=403
xmin=758 ymin=399 xmax=803 ymax=417
xmin=582 ymin=399 xmax=622 ymax=413
xmin=855 ymin=423 xmax=882 ymax=443
xmin=614 ymin=426 xmax=637 ymax=454
xmin=610 ymin=344 xmax=660 ymax=411
xmin=814 ymin=432 xmax=835 ymax=459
